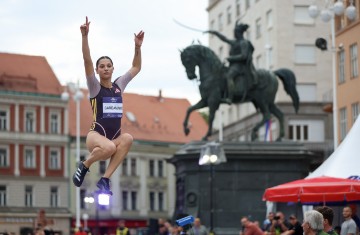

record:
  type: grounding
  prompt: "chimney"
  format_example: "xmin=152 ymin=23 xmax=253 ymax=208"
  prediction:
xmin=158 ymin=89 xmax=164 ymax=102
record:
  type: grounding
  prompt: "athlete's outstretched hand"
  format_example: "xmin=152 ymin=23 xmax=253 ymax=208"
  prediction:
xmin=80 ymin=16 xmax=91 ymax=36
xmin=134 ymin=30 xmax=145 ymax=47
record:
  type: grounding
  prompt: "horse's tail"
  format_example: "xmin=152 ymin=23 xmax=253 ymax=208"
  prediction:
xmin=274 ymin=68 xmax=300 ymax=113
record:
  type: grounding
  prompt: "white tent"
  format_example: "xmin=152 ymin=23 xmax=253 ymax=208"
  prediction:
xmin=307 ymin=115 xmax=360 ymax=179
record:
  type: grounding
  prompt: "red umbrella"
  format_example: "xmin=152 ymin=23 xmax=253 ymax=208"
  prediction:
xmin=263 ymin=176 xmax=360 ymax=203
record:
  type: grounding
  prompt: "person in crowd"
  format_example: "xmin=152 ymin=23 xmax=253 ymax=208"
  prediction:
xmin=158 ymin=224 xmax=168 ymax=235
xmin=116 ymin=219 xmax=130 ymax=235
xmin=263 ymin=212 xmax=275 ymax=233
xmin=315 ymin=206 xmax=339 ymax=235
xmin=302 ymin=210 xmax=326 ymax=235
xmin=349 ymin=205 xmax=360 ymax=233
xmin=188 ymin=218 xmax=208 ymax=235
xmin=341 ymin=206 xmax=357 ymax=235
xmin=164 ymin=220 xmax=174 ymax=235
xmin=283 ymin=214 xmax=303 ymax=235
xmin=240 ymin=216 xmax=264 ymax=235
xmin=270 ymin=211 xmax=290 ymax=235
xmin=72 ymin=16 xmax=144 ymax=195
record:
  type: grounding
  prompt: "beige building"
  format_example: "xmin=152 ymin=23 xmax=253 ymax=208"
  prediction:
xmin=0 ymin=53 xmax=71 ymax=234
xmin=206 ymin=0 xmax=337 ymax=147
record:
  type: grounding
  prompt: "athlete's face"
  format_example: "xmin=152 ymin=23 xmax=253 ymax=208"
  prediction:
xmin=96 ymin=58 xmax=114 ymax=79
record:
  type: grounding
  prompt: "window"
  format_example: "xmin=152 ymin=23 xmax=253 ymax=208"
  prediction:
xmin=50 ymin=112 xmax=60 ymax=134
xmin=24 ymin=148 xmax=35 ymax=168
xmin=296 ymin=84 xmax=317 ymax=102
xmin=352 ymin=103 xmax=359 ymax=123
xmin=149 ymin=192 xmax=155 ymax=211
xmin=288 ymin=124 xmax=309 ymax=141
xmin=210 ymin=20 xmax=215 ymax=31
xmin=99 ymin=161 xmax=106 ymax=175
xmin=131 ymin=159 xmax=136 ymax=176
xmin=122 ymin=191 xmax=128 ymax=210
xmin=227 ymin=6 xmax=232 ymax=25
xmin=295 ymin=45 xmax=316 ymax=64
xmin=158 ymin=192 xmax=164 ymax=211
xmin=149 ymin=160 xmax=155 ymax=177
xmin=294 ymin=6 xmax=315 ymax=24
xmin=289 ymin=120 xmax=324 ymax=142
xmin=25 ymin=185 xmax=33 ymax=207
xmin=158 ymin=160 xmax=163 ymax=177
xmin=0 ymin=110 xmax=8 ymax=131
xmin=0 ymin=148 xmax=8 ymax=168
xmin=236 ymin=0 xmax=241 ymax=16
xmin=49 ymin=149 xmax=60 ymax=169
xmin=0 ymin=186 xmax=6 ymax=206
xmin=122 ymin=158 xmax=128 ymax=176
xmin=50 ymin=187 xmax=58 ymax=207
xmin=218 ymin=13 xmax=223 ymax=31
xmin=25 ymin=110 xmax=35 ymax=133
xmin=350 ymin=43 xmax=358 ymax=78
xmin=255 ymin=18 xmax=261 ymax=39
xmin=219 ymin=46 xmax=224 ymax=62
xmin=245 ymin=0 xmax=250 ymax=10
xmin=339 ymin=50 xmax=345 ymax=83
xmin=256 ymin=54 xmax=262 ymax=68
xmin=268 ymin=47 xmax=273 ymax=68
xmin=340 ymin=107 xmax=347 ymax=141
xmin=246 ymin=30 xmax=251 ymax=41
xmin=266 ymin=10 xmax=273 ymax=29
xmin=131 ymin=191 xmax=137 ymax=210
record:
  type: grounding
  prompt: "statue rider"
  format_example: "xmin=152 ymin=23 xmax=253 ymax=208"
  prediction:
xmin=205 ymin=21 xmax=257 ymax=104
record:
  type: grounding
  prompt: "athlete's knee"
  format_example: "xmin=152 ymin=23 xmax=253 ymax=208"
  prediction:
xmin=102 ymin=141 xmax=117 ymax=156
xmin=120 ymin=133 xmax=133 ymax=147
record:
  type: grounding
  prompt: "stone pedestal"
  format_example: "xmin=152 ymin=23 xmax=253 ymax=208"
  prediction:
xmin=168 ymin=141 xmax=322 ymax=234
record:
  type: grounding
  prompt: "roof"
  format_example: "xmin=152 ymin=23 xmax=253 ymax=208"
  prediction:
xmin=68 ymin=89 xmax=208 ymax=144
xmin=307 ymin=115 xmax=360 ymax=179
xmin=0 ymin=53 xmax=62 ymax=95
xmin=0 ymin=52 xmax=208 ymax=144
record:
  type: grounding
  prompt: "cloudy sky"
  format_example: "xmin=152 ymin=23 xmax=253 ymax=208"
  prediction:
xmin=1 ymin=0 xmax=209 ymax=104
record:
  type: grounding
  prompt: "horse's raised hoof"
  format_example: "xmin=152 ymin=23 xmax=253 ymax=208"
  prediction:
xmin=184 ymin=127 xmax=190 ymax=136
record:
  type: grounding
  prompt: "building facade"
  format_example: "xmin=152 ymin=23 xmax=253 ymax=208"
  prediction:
xmin=0 ymin=53 xmax=71 ymax=234
xmin=206 ymin=0 xmax=337 ymax=151
xmin=335 ymin=1 xmax=360 ymax=143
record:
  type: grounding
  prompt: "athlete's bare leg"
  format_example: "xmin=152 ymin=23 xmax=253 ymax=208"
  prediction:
xmin=83 ymin=131 xmax=117 ymax=168
xmin=103 ymin=133 xmax=133 ymax=178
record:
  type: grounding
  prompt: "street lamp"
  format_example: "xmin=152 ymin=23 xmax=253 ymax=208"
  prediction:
xmin=62 ymin=81 xmax=84 ymax=229
xmin=84 ymin=195 xmax=94 ymax=232
xmin=84 ymin=192 xmax=110 ymax=234
xmin=308 ymin=0 xmax=357 ymax=149
xmin=82 ymin=213 xmax=89 ymax=231
xmin=199 ymin=142 xmax=226 ymax=235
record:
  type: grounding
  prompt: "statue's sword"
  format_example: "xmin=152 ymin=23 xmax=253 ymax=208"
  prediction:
xmin=172 ymin=18 xmax=206 ymax=33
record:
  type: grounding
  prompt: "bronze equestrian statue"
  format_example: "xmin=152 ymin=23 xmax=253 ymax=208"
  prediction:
xmin=180 ymin=23 xmax=299 ymax=141
xmin=205 ymin=22 xmax=257 ymax=104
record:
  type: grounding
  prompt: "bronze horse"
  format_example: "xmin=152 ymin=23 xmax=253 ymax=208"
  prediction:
xmin=180 ymin=44 xmax=299 ymax=141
